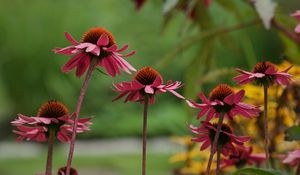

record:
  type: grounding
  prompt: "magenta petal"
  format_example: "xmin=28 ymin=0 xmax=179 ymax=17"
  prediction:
xmin=152 ymin=76 xmax=163 ymax=87
xmin=97 ymin=34 xmax=109 ymax=46
xmin=105 ymin=44 xmax=118 ymax=52
xmin=234 ymin=90 xmax=245 ymax=103
xmin=168 ymin=89 xmax=185 ymax=99
xmin=64 ymin=32 xmax=79 ymax=45
xmin=145 ymin=85 xmax=154 ymax=94
xmin=295 ymin=24 xmax=300 ymax=33
xmin=124 ymin=50 xmax=136 ymax=57
xmin=224 ymin=93 xmax=235 ymax=105
xmin=200 ymin=140 xmax=211 ymax=150
xmin=101 ymin=57 xmax=117 ymax=77
xmin=62 ymin=53 xmax=85 ymax=73
xmin=75 ymin=55 xmax=90 ymax=77
xmin=116 ymin=44 xmax=129 ymax=52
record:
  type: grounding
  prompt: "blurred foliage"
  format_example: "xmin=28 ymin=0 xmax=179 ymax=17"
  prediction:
xmin=0 ymin=153 xmax=173 ymax=175
xmin=0 ymin=0 xmax=300 ymax=140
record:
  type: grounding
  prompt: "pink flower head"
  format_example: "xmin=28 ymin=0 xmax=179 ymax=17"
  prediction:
xmin=222 ymin=146 xmax=265 ymax=168
xmin=53 ymin=27 xmax=136 ymax=77
xmin=113 ymin=66 xmax=184 ymax=104
xmin=233 ymin=61 xmax=293 ymax=87
xmin=187 ymin=84 xmax=260 ymax=121
xmin=57 ymin=166 xmax=78 ymax=175
xmin=11 ymin=100 xmax=92 ymax=143
xmin=132 ymin=0 xmax=147 ymax=10
xmin=282 ymin=149 xmax=300 ymax=166
xmin=291 ymin=10 xmax=300 ymax=33
xmin=190 ymin=121 xmax=250 ymax=156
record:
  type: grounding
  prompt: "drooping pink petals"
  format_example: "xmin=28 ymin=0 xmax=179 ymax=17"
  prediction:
xmin=190 ymin=121 xmax=250 ymax=156
xmin=11 ymin=114 xmax=92 ymax=143
xmin=53 ymin=27 xmax=136 ymax=77
xmin=186 ymin=85 xmax=260 ymax=121
xmin=113 ymin=67 xmax=184 ymax=104
xmin=233 ymin=61 xmax=293 ymax=86
xmin=222 ymin=146 xmax=266 ymax=168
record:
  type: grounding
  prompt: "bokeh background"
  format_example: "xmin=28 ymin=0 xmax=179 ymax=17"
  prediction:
xmin=0 ymin=0 xmax=300 ymax=174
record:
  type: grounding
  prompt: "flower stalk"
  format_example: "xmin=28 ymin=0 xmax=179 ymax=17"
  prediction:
xmin=206 ymin=114 xmax=225 ymax=175
xmin=142 ymin=96 xmax=149 ymax=175
xmin=45 ymin=128 xmax=55 ymax=175
xmin=263 ymin=84 xmax=270 ymax=168
xmin=65 ymin=58 xmax=97 ymax=175
xmin=216 ymin=146 xmax=221 ymax=175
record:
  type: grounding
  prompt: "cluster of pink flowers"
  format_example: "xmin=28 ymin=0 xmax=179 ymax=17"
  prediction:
xmin=187 ymin=62 xmax=293 ymax=171
xmin=187 ymin=83 xmax=262 ymax=163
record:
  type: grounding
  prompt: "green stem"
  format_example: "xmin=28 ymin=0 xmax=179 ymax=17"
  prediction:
xmin=45 ymin=128 xmax=55 ymax=175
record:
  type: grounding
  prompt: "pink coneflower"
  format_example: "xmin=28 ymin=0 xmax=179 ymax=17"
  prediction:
xmin=233 ymin=61 xmax=292 ymax=168
xmin=291 ymin=10 xmax=300 ymax=33
xmin=190 ymin=121 xmax=250 ymax=156
xmin=233 ymin=61 xmax=293 ymax=87
xmin=113 ymin=66 xmax=184 ymax=175
xmin=11 ymin=101 xmax=91 ymax=143
xmin=57 ymin=166 xmax=78 ymax=175
xmin=53 ymin=27 xmax=136 ymax=77
xmin=222 ymin=146 xmax=265 ymax=168
xmin=187 ymin=84 xmax=260 ymax=121
xmin=113 ymin=66 xmax=184 ymax=104
xmin=11 ymin=101 xmax=91 ymax=175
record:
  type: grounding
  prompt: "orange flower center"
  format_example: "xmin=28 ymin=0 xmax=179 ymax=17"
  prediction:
xmin=81 ymin=27 xmax=116 ymax=46
xmin=253 ymin=61 xmax=276 ymax=73
xmin=209 ymin=84 xmax=234 ymax=101
xmin=208 ymin=123 xmax=233 ymax=145
xmin=134 ymin=66 xmax=162 ymax=85
xmin=37 ymin=100 xmax=68 ymax=118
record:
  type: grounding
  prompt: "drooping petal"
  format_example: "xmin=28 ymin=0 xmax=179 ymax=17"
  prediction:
xmin=75 ymin=55 xmax=90 ymax=77
xmin=64 ymin=32 xmax=79 ymax=45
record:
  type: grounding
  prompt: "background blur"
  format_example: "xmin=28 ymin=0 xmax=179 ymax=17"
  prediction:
xmin=0 ymin=0 xmax=300 ymax=174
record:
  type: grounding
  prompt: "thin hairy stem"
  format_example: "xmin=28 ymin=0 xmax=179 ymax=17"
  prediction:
xmin=263 ymin=84 xmax=270 ymax=168
xmin=45 ymin=128 xmax=55 ymax=175
xmin=65 ymin=59 xmax=97 ymax=175
xmin=142 ymin=96 xmax=149 ymax=175
xmin=206 ymin=114 xmax=225 ymax=175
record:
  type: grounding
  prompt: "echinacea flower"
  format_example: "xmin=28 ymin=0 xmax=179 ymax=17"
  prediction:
xmin=57 ymin=166 xmax=78 ymax=175
xmin=291 ymin=10 xmax=300 ymax=33
xmin=233 ymin=61 xmax=293 ymax=86
xmin=187 ymin=84 xmax=260 ymax=121
xmin=53 ymin=27 xmax=136 ymax=77
xmin=222 ymin=146 xmax=265 ymax=168
xmin=112 ymin=66 xmax=184 ymax=104
xmin=282 ymin=149 xmax=300 ymax=166
xmin=11 ymin=100 xmax=92 ymax=143
xmin=190 ymin=121 xmax=250 ymax=156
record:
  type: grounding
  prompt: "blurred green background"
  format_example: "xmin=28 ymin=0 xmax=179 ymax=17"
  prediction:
xmin=0 ymin=0 xmax=300 ymax=174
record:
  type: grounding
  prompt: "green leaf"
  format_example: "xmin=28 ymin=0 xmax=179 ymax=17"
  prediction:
xmin=278 ymin=33 xmax=300 ymax=64
xmin=285 ymin=125 xmax=300 ymax=141
xmin=232 ymin=167 xmax=282 ymax=175
xmin=254 ymin=0 xmax=277 ymax=30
